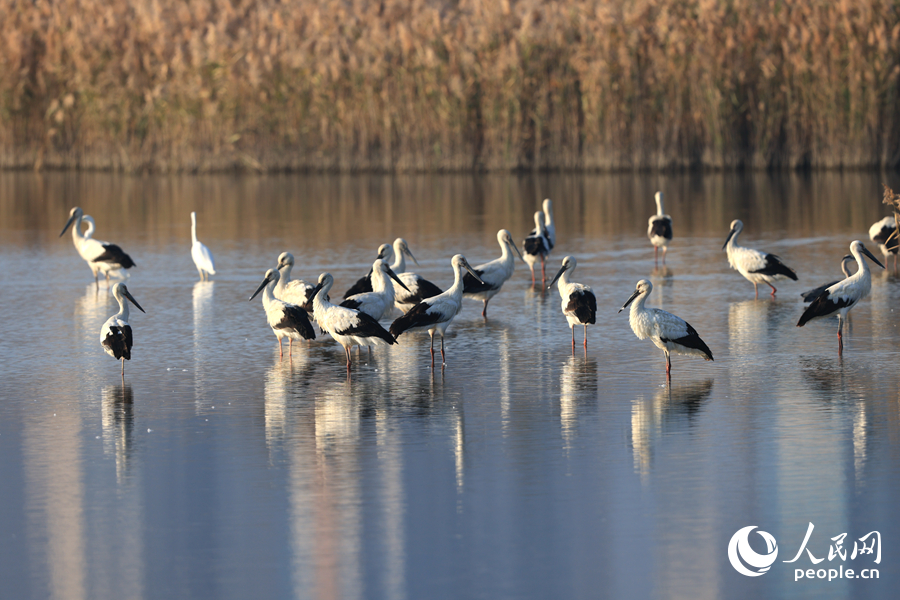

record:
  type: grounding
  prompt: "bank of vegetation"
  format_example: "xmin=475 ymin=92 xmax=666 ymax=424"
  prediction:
xmin=2 ymin=0 xmax=899 ymax=172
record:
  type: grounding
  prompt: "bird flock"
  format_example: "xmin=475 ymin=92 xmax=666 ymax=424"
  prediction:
xmin=60 ymin=194 xmax=896 ymax=381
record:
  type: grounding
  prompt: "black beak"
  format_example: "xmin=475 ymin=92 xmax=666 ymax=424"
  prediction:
xmin=249 ymin=275 xmax=272 ymax=301
xmin=377 ymin=248 xmax=387 ymax=260
xmin=547 ymin=264 xmax=567 ymax=289
xmin=510 ymin=240 xmax=525 ymax=262
xmin=463 ymin=262 xmax=484 ymax=284
xmin=59 ymin=214 xmax=77 ymax=237
xmin=309 ymin=282 xmax=325 ymax=299
xmin=403 ymin=246 xmax=420 ymax=266
xmin=386 ymin=266 xmax=411 ymax=292
xmin=862 ymin=246 xmax=885 ymax=269
xmin=722 ymin=229 xmax=736 ymax=250
xmin=123 ymin=289 xmax=146 ymax=313
xmin=618 ymin=289 xmax=641 ymax=313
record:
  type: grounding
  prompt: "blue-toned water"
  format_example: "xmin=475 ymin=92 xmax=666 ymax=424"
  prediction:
xmin=1 ymin=171 xmax=898 ymax=599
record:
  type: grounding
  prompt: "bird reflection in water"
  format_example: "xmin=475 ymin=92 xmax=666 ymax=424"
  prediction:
xmin=192 ymin=280 xmax=215 ymax=412
xmin=101 ymin=382 xmax=134 ymax=483
xmin=631 ymin=380 xmax=713 ymax=482
xmin=649 ymin=266 xmax=674 ymax=305
xmin=560 ymin=354 xmax=598 ymax=449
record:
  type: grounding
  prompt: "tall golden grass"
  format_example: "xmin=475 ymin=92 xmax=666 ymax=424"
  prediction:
xmin=1 ymin=0 xmax=899 ymax=172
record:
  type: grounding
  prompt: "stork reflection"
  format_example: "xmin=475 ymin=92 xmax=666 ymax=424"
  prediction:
xmin=560 ymin=354 xmax=598 ymax=448
xmin=101 ymin=382 xmax=134 ymax=483
xmin=631 ymin=380 xmax=714 ymax=481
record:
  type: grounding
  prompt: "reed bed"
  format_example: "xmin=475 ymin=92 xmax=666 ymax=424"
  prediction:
xmin=2 ymin=0 xmax=899 ymax=172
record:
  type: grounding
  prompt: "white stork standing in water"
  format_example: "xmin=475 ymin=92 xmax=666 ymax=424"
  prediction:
xmin=541 ymin=199 xmax=556 ymax=250
xmin=60 ymin=207 xmax=136 ymax=286
xmin=462 ymin=229 xmax=524 ymax=317
xmin=275 ymin=252 xmax=325 ymax=320
xmin=548 ymin=256 xmax=597 ymax=350
xmin=342 ymin=239 xmax=442 ymax=311
xmin=869 ymin=216 xmax=898 ymax=271
xmin=523 ymin=211 xmax=551 ymax=285
xmin=723 ymin=219 xmax=798 ymax=297
xmin=100 ymin=283 xmax=145 ymax=376
xmin=390 ymin=254 xmax=484 ymax=367
xmin=619 ymin=279 xmax=713 ymax=381
xmin=190 ymin=212 xmax=216 ymax=280
xmin=340 ymin=258 xmax=410 ymax=321
xmin=249 ymin=269 xmax=316 ymax=358
xmin=801 ymin=254 xmax=855 ymax=303
xmin=647 ymin=191 xmax=673 ymax=266
xmin=797 ymin=241 xmax=884 ymax=354
xmin=309 ymin=273 xmax=397 ymax=369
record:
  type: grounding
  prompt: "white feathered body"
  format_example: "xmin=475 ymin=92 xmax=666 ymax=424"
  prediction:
xmin=464 ymin=240 xmax=516 ymax=302
xmin=314 ymin=287 xmax=394 ymax=350
xmin=629 ymin=298 xmax=710 ymax=360
xmin=869 ymin=216 xmax=898 ymax=259
xmin=342 ymin=264 xmax=397 ymax=321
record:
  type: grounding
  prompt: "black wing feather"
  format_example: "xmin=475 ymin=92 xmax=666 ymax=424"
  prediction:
xmin=276 ymin=305 xmax=316 ymax=340
xmin=661 ymin=322 xmax=713 ymax=360
xmin=873 ymin=225 xmax=899 ymax=252
xmin=462 ymin=269 xmax=496 ymax=294
xmin=797 ymin=293 xmax=854 ymax=327
xmin=650 ymin=217 xmax=673 ymax=240
xmin=339 ymin=298 xmax=362 ymax=310
xmin=800 ymin=280 xmax=840 ymax=303
xmin=337 ymin=311 xmax=396 ymax=345
xmin=94 ymin=243 xmax=136 ymax=268
xmin=400 ymin=277 xmax=442 ymax=304
xmin=523 ymin=235 xmax=548 ymax=256
xmin=566 ymin=290 xmax=597 ymax=325
xmin=390 ymin=302 xmax=443 ymax=339
xmin=750 ymin=254 xmax=798 ymax=280
xmin=103 ymin=326 xmax=131 ymax=360
xmin=343 ymin=272 xmax=373 ymax=299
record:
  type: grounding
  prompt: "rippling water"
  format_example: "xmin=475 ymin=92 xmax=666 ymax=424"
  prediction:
xmin=1 ymin=171 xmax=899 ymax=599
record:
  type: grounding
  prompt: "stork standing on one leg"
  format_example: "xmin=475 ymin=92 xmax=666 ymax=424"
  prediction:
xmin=548 ymin=256 xmax=596 ymax=350
xmin=723 ymin=219 xmax=797 ymax=297
xmin=249 ymin=269 xmax=317 ymax=358
xmin=100 ymin=283 xmax=145 ymax=377
xmin=647 ymin=191 xmax=673 ymax=266
xmin=523 ymin=212 xmax=551 ymax=286
xmin=619 ymin=279 xmax=713 ymax=382
xmin=797 ymin=241 xmax=884 ymax=355
xmin=462 ymin=229 xmax=524 ymax=318
xmin=390 ymin=255 xmax=484 ymax=367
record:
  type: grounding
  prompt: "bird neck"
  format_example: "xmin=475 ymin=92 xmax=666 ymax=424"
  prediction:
xmin=83 ymin=219 xmax=95 ymax=239
xmin=544 ymin=207 xmax=553 ymax=228
xmin=630 ymin=292 xmax=649 ymax=315
xmin=263 ymin=280 xmax=278 ymax=306
xmin=557 ymin=268 xmax=571 ymax=290
xmin=499 ymin=239 xmax=513 ymax=263
xmin=391 ymin=249 xmax=405 ymax=273
xmin=116 ymin=296 xmax=130 ymax=321
xmin=447 ymin=265 xmax=466 ymax=297
xmin=655 ymin=196 xmax=665 ymax=216
xmin=372 ymin=269 xmax=393 ymax=297
xmin=726 ymin=230 xmax=740 ymax=250
xmin=313 ymin=281 xmax=334 ymax=311
xmin=191 ymin=215 xmax=198 ymax=244
xmin=275 ymin=264 xmax=291 ymax=293
xmin=71 ymin=214 xmax=86 ymax=243
xmin=852 ymin=251 xmax=871 ymax=278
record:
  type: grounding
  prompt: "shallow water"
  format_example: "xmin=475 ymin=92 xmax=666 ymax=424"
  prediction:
xmin=1 ymin=171 xmax=899 ymax=599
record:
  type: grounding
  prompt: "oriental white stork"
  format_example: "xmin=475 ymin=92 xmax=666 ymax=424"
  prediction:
xmin=342 ymin=239 xmax=442 ymax=311
xmin=548 ymin=256 xmax=597 ymax=349
xmin=801 ymin=254 xmax=855 ymax=303
xmin=797 ymin=241 xmax=884 ymax=354
xmin=390 ymin=254 xmax=484 ymax=366
xmin=275 ymin=252 xmax=325 ymax=318
xmin=249 ymin=268 xmax=316 ymax=358
xmin=619 ymin=279 xmax=713 ymax=381
xmin=190 ymin=212 xmax=216 ymax=280
xmin=723 ymin=219 xmax=797 ymax=297
xmin=462 ymin=229 xmax=524 ymax=317
xmin=869 ymin=216 xmax=898 ymax=270
xmin=100 ymin=283 xmax=145 ymax=376
xmin=310 ymin=272 xmax=397 ymax=368
xmin=340 ymin=258 xmax=410 ymax=321
xmin=60 ymin=207 xmax=136 ymax=286
xmin=647 ymin=191 xmax=672 ymax=266
xmin=541 ymin=199 xmax=556 ymax=250
xmin=523 ymin=211 xmax=551 ymax=285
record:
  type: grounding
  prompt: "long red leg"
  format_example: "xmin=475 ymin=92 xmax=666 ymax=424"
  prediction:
xmin=662 ymin=246 xmax=667 ymax=265
xmin=654 ymin=246 xmax=659 ymax=266
xmin=583 ymin=324 xmax=588 ymax=348
xmin=768 ymin=282 xmax=777 ymax=296
xmin=482 ymin=299 xmax=489 ymax=318
xmin=440 ymin=337 xmax=445 ymax=364
xmin=430 ymin=333 xmax=435 ymax=368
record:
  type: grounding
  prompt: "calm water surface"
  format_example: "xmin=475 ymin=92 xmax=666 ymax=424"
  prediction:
xmin=1 ymin=172 xmax=899 ymax=599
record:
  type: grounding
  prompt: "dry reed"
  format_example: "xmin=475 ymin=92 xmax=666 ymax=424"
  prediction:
xmin=1 ymin=0 xmax=899 ymax=173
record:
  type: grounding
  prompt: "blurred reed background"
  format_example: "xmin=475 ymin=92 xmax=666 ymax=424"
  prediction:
xmin=1 ymin=0 xmax=899 ymax=172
